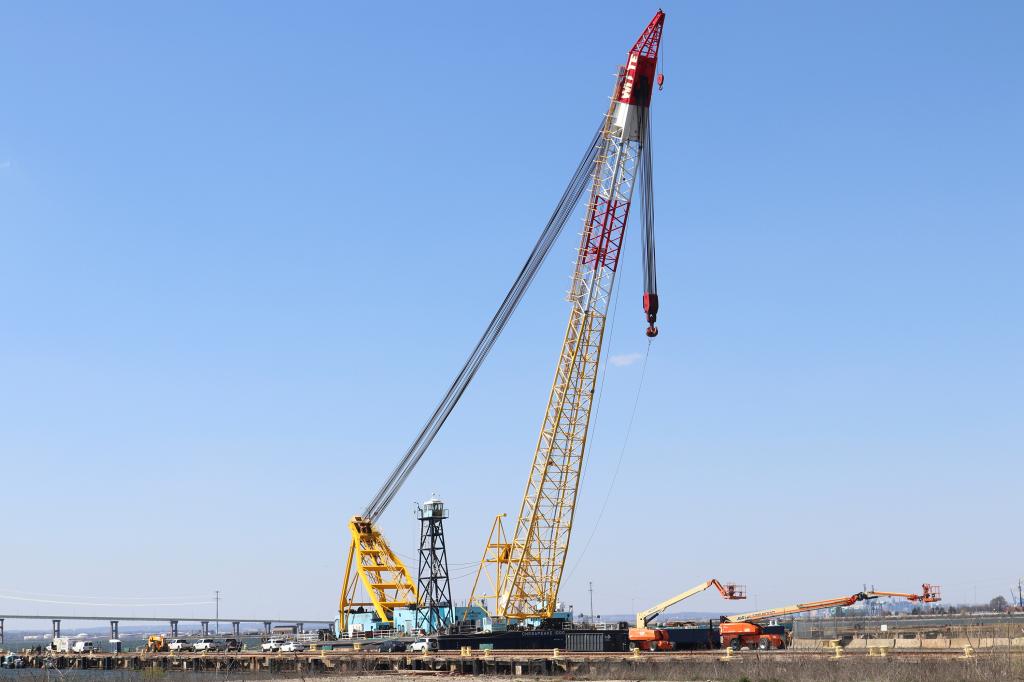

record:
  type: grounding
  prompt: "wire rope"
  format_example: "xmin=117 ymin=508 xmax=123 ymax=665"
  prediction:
xmin=363 ymin=122 xmax=607 ymax=522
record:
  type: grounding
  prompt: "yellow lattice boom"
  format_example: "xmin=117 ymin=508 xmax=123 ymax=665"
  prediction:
xmin=496 ymin=11 xmax=665 ymax=618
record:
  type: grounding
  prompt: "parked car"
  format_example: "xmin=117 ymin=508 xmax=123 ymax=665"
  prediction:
xmin=72 ymin=641 xmax=96 ymax=653
xmin=280 ymin=641 xmax=306 ymax=652
xmin=223 ymin=638 xmax=242 ymax=652
xmin=261 ymin=638 xmax=286 ymax=652
xmin=410 ymin=637 xmax=437 ymax=653
xmin=376 ymin=640 xmax=406 ymax=653
xmin=192 ymin=638 xmax=219 ymax=652
xmin=167 ymin=639 xmax=191 ymax=652
xmin=1 ymin=653 xmax=26 ymax=669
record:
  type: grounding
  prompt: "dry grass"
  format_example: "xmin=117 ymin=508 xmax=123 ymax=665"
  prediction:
xmin=3 ymin=658 xmax=1023 ymax=682
xmin=586 ymin=654 xmax=1024 ymax=682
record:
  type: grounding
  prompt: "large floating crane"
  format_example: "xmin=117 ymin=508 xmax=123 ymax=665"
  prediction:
xmin=339 ymin=10 xmax=666 ymax=630
xmin=496 ymin=8 xmax=666 ymax=621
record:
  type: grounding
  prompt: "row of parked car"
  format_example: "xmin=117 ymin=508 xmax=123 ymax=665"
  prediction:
xmin=164 ymin=637 xmax=309 ymax=652
xmin=259 ymin=638 xmax=307 ymax=652
xmin=374 ymin=637 xmax=438 ymax=653
xmin=166 ymin=638 xmax=244 ymax=652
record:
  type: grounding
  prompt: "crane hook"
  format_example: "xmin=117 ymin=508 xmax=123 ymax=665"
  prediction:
xmin=657 ymin=73 xmax=664 ymax=91
xmin=643 ymin=292 xmax=659 ymax=337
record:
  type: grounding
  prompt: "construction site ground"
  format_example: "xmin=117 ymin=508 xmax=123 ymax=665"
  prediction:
xmin=3 ymin=646 xmax=1023 ymax=681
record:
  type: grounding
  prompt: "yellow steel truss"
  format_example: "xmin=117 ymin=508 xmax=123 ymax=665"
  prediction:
xmin=338 ymin=516 xmax=417 ymax=632
xmin=496 ymin=100 xmax=635 ymax=619
xmin=465 ymin=514 xmax=511 ymax=617
xmin=497 ymin=300 xmax=607 ymax=619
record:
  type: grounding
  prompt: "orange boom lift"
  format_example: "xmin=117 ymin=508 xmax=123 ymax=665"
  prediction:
xmin=720 ymin=584 xmax=940 ymax=651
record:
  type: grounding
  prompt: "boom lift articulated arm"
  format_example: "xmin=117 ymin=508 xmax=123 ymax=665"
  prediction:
xmin=723 ymin=592 xmax=871 ymax=624
xmin=723 ymin=584 xmax=940 ymax=624
xmin=637 ymin=579 xmax=745 ymax=628
xmin=866 ymin=584 xmax=942 ymax=603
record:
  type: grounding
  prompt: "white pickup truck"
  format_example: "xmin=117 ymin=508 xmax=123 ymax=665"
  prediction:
xmin=261 ymin=638 xmax=286 ymax=652
xmin=167 ymin=639 xmax=191 ymax=652
xmin=192 ymin=638 xmax=221 ymax=652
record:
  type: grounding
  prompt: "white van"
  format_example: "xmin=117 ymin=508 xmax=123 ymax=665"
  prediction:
xmin=72 ymin=641 xmax=95 ymax=653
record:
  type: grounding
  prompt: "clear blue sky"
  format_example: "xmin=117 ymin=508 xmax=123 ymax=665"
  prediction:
xmin=1 ymin=1 xmax=1021 ymax=625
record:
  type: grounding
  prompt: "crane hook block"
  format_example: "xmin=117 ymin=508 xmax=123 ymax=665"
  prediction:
xmin=657 ymin=73 xmax=664 ymax=91
xmin=643 ymin=292 xmax=659 ymax=337
xmin=643 ymin=291 xmax=659 ymax=325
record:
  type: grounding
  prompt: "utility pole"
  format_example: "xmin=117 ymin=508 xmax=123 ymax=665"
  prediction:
xmin=1018 ymin=578 xmax=1023 ymax=609
xmin=589 ymin=582 xmax=594 ymax=624
xmin=215 ymin=590 xmax=220 ymax=634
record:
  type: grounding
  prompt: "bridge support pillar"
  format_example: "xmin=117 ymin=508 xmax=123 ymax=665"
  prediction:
xmin=232 ymin=622 xmax=240 ymax=637
xmin=263 ymin=622 xmax=272 ymax=635
xmin=110 ymin=620 xmax=119 ymax=641
xmin=1 ymin=618 xmax=4 ymax=644
xmin=201 ymin=621 xmax=210 ymax=636
xmin=170 ymin=620 xmax=179 ymax=638
xmin=52 ymin=619 xmax=61 ymax=639
xmin=296 ymin=622 xmax=303 ymax=634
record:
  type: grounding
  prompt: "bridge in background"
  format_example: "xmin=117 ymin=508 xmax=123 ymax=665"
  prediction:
xmin=0 ymin=613 xmax=335 ymax=644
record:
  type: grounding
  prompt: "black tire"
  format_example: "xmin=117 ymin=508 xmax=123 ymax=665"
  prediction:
xmin=729 ymin=638 xmax=741 ymax=651
xmin=776 ymin=640 xmax=786 ymax=650
xmin=758 ymin=638 xmax=771 ymax=651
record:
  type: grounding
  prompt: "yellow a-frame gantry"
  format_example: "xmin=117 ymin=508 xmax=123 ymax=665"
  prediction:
xmin=338 ymin=516 xmax=417 ymax=632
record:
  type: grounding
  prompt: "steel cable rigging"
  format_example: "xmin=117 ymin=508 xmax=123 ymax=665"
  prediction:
xmin=363 ymin=123 xmax=606 ymax=522
xmin=638 ymin=107 xmax=658 ymax=337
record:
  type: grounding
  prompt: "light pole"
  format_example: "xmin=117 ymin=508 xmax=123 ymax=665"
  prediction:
xmin=589 ymin=582 xmax=594 ymax=624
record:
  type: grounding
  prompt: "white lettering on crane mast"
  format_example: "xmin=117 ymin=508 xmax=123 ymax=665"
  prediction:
xmin=620 ymin=53 xmax=640 ymax=101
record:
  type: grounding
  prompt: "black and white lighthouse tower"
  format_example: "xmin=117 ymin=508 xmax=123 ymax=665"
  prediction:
xmin=415 ymin=495 xmax=453 ymax=632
